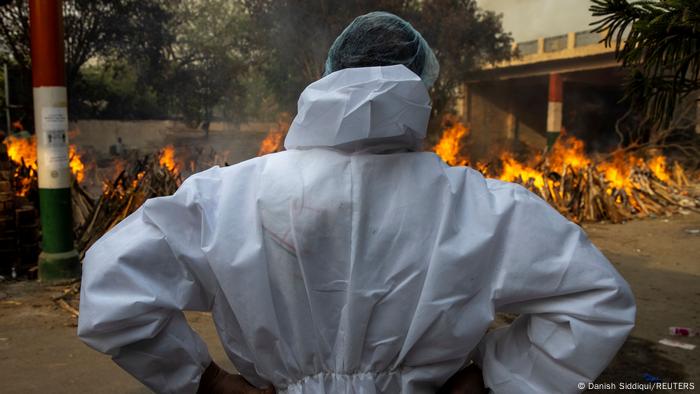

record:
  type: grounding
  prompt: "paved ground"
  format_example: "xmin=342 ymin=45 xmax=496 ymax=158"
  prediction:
xmin=583 ymin=214 xmax=699 ymax=392
xmin=0 ymin=213 xmax=698 ymax=393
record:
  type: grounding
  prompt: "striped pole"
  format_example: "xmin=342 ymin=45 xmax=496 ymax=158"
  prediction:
xmin=29 ymin=0 xmax=79 ymax=281
xmin=546 ymin=73 xmax=563 ymax=149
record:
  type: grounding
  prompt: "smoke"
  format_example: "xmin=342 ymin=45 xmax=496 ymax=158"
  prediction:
xmin=478 ymin=0 xmax=597 ymax=42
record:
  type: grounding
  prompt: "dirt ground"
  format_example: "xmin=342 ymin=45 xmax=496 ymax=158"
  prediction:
xmin=0 ymin=212 xmax=698 ymax=393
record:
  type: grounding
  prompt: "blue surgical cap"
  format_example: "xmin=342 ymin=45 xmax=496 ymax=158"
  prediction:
xmin=323 ymin=11 xmax=440 ymax=88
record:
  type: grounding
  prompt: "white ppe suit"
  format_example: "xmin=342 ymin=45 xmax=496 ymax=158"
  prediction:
xmin=78 ymin=65 xmax=636 ymax=394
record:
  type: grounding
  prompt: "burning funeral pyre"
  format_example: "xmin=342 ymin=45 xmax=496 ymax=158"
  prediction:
xmin=72 ymin=147 xmax=182 ymax=260
xmin=431 ymin=120 xmax=698 ymax=224
xmin=2 ymin=136 xmax=183 ymax=264
xmin=1 ymin=118 xmax=698 ymax=276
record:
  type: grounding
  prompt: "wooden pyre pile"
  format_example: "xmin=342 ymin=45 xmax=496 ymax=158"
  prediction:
xmin=505 ymin=159 xmax=696 ymax=224
xmin=72 ymin=154 xmax=181 ymax=259
xmin=433 ymin=121 xmax=699 ymax=224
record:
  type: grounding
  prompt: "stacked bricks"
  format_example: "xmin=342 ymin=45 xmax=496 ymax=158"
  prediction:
xmin=16 ymin=205 xmax=40 ymax=276
xmin=0 ymin=151 xmax=18 ymax=277
xmin=0 ymin=144 xmax=41 ymax=278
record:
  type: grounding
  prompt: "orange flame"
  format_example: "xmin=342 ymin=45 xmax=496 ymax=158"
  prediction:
xmin=548 ymin=134 xmax=590 ymax=171
xmin=433 ymin=122 xmax=469 ymax=166
xmin=596 ymin=152 xmax=642 ymax=194
xmin=3 ymin=134 xmax=86 ymax=188
xmin=257 ymin=114 xmax=291 ymax=156
xmin=69 ymin=145 xmax=85 ymax=183
xmin=258 ymin=131 xmax=284 ymax=156
xmin=498 ymin=152 xmax=545 ymax=189
xmin=4 ymin=135 xmax=37 ymax=170
xmin=159 ymin=145 xmax=178 ymax=174
xmin=647 ymin=155 xmax=670 ymax=182
xmin=131 ymin=171 xmax=145 ymax=190
xmin=430 ymin=121 xmax=679 ymax=208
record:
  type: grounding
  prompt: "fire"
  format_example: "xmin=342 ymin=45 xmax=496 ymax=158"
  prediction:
xmin=433 ymin=122 xmax=469 ymax=166
xmin=258 ymin=131 xmax=284 ymax=156
xmin=257 ymin=114 xmax=292 ymax=156
xmin=547 ymin=134 xmax=590 ymax=171
xmin=69 ymin=145 xmax=85 ymax=183
xmin=596 ymin=152 xmax=636 ymax=193
xmin=430 ymin=121 xmax=686 ymax=209
xmin=159 ymin=145 xmax=178 ymax=174
xmin=3 ymin=134 xmax=86 ymax=193
xmin=131 ymin=171 xmax=145 ymax=190
xmin=498 ymin=152 xmax=545 ymax=189
xmin=647 ymin=155 xmax=670 ymax=182
xmin=4 ymin=135 xmax=37 ymax=169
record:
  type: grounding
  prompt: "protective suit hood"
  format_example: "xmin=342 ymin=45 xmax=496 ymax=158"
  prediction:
xmin=284 ymin=65 xmax=431 ymax=152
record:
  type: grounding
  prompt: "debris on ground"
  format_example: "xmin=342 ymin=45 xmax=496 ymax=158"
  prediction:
xmin=658 ymin=338 xmax=697 ymax=350
xmin=50 ymin=279 xmax=81 ymax=318
xmin=668 ymin=327 xmax=698 ymax=337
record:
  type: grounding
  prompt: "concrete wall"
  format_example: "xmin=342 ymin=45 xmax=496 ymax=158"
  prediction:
xmin=466 ymin=80 xmax=547 ymax=158
xmin=464 ymin=73 xmax=629 ymax=156
xmin=68 ymin=120 xmax=273 ymax=156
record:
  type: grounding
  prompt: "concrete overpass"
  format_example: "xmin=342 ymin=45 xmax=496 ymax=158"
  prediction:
xmin=456 ymin=30 xmax=627 ymax=155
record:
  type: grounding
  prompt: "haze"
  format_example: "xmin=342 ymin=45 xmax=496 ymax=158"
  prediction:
xmin=478 ymin=0 xmax=597 ymax=42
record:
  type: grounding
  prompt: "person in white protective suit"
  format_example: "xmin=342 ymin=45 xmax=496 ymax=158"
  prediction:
xmin=78 ymin=11 xmax=636 ymax=394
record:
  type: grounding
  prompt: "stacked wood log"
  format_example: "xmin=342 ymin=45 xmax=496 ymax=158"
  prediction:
xmin=73 ymin=154 xmax=181 ymax=259
xmin=495 ymin=160 xmax=699 ymax=224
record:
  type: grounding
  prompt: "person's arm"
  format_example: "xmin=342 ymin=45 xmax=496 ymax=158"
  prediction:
xmin=197 ymin=361 xmax=276 ymax=394
xmin=78 ymin=168 xmax=222 ymax=393
xmin=438 ymin=363 xmax=488 ymax=394
xmin=474 ymin=184 xmax=636 ymax=393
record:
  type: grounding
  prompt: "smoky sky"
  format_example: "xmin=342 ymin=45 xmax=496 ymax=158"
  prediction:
xmin=478 ymin=0 xmax=597 ymax=42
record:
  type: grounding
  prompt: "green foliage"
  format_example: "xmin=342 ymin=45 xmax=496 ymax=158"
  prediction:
xmin=72 ymin=62 xmax=165 ymax=119
xmin=0 ymin=0 xmax=176 ymax=122
xmin=0 ymin=0 xmax=512 ymax=127
xmin=162 ymin=0 xmax=248 ymax=128
xmin=0 ymin=0 xmax=175 ymax=87
xmin=591 ymin=0 xmax=700 ymax=127
xmin=243 ymin=0 xmax=513 ymax=120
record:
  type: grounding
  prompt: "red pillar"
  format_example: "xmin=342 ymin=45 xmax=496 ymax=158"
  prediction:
xmin=547 ymin=73 xmax=563 ymax=149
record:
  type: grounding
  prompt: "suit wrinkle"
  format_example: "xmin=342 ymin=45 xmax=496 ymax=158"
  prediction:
xmin=288 ymin=200 xmax=333 ymax=372
xmin=391 ymin=179 xmax=451 ymax=368
xmin=345 ymin=154 xmax=370 ymax=372
xmin=255 ymin=159 xmax=304 ymax=379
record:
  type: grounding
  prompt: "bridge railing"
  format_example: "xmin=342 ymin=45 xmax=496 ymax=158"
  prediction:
xmin=512 ymin=30 xmax=607 ymax=58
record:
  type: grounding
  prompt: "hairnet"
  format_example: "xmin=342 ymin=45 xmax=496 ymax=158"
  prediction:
xmin=323 ymin=11 xmax=440 ymax=88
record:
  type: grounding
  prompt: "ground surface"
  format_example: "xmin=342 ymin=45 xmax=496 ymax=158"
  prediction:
xmin=0 ymin=214 xmax=698 ymax=393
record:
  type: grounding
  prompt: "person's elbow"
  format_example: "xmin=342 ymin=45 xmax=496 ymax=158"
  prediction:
xmin=580 ymin=268 xmax=636 ymax=358
xmin=608 ymin=274 xmax=636 ymax=337
xmin=76 ymin=287 xmax=121 ymax=356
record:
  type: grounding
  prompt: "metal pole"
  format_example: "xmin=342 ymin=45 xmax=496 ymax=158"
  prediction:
xmin=3 ymin=63 xmax=10 ymax=133
xmin=29 ymin=0 xmax=79 ymax=281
